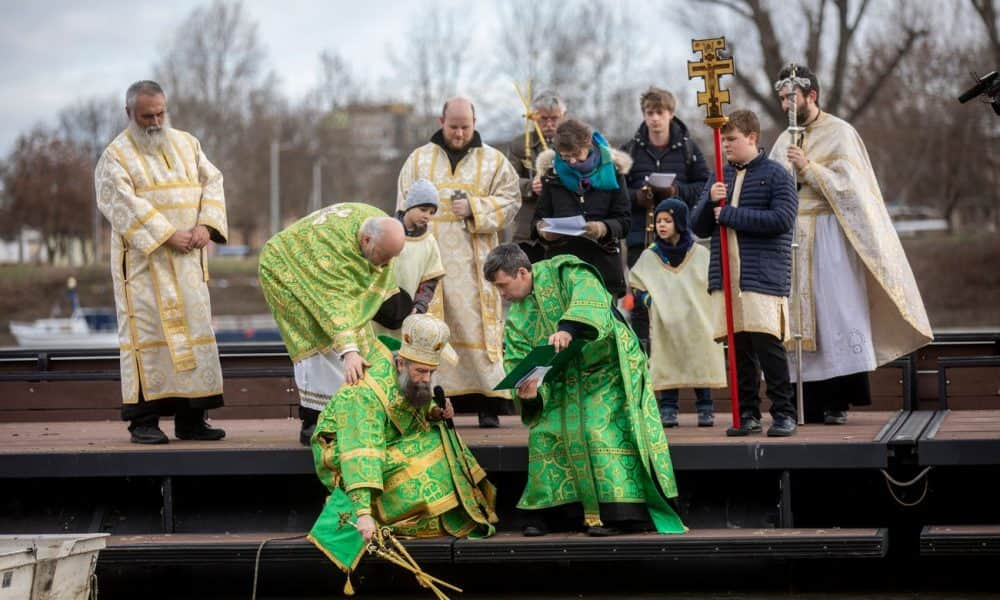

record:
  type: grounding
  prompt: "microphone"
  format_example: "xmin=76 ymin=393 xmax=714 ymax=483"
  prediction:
xmin=433 ymin=385 xmax=454 ymax=429
xmin=958 ymin=71 xmax=998 ymax=104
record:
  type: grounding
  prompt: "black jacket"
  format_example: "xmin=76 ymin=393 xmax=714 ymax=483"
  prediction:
xmin=691 ymin=152 xmax=798 ymax=297
xmin=620 ymin=118 xmax=709 ymax=248
xmin=531 ymin=148 xmax=632 ymax=297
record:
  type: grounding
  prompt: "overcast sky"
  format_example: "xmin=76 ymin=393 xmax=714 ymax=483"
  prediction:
xmin=15 ymin=1 xmax=987 ymax=157
xmin=2 ymin=0 xmax=737 ymax=158
xmin=0 ymin=0 xmax=460 ymax=155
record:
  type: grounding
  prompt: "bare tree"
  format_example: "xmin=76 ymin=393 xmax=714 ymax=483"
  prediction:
xmin=310 ymin=50 xmax=361 ymax=111
xmin=387 ymin=3 xmax=470 ymax=119
xmin=155 ymin=0 xmax=268 ymax=141
xmin=491 ymin=0 xmax=641 ymax=138
xmin=1 ymin=129 xmax=93 ymax=264
xmin=970 ymin=0 xmax=1000 ymax=64
xmin=858 ymin=29 xmax=998 ymax=231
xmin=493 ymin=0 xmax=553 ymax=86
xmin=57 ymin=95 xmax=123 ymax=263
xmin=679 ymin=0 xmax=929 ymax=129
xmin=154 ymin=0 xmax=278 ymax=246
xmin=57 ymin=96 xmax=122 ymax=159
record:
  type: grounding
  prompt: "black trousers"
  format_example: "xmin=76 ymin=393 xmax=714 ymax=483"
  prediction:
xmin=798 ymin=372 xmax=872 ymax=423
xmin=733 ymin=331 xmax=795 ymax=420
xmin=300 ymin=405 xmax=320 ymax=427
xmin=121 ymin=389 xmax=223 ymax=422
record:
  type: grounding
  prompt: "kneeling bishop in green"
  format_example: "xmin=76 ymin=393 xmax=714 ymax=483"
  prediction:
xmin=484 ymin=243 xmax=685 ymax=536
xmin=308 ymin=314 xmax=498 ymax=579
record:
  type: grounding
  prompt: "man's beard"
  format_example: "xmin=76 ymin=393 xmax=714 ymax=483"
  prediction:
xmin=398 ymin=369 xmax=432 ymax=409
xmin=444 ymin=135 xmax=470 ymax=152
xmin=127 ymin=116 xmax=171 ymax=153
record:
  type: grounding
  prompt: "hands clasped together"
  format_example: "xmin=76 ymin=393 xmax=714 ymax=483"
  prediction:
xmin=165 ymin=225 xmax=212 ymax=253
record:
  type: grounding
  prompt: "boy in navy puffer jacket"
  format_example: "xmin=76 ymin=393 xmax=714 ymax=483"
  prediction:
xmin=691 ymin=110 xmax=799 ymax=437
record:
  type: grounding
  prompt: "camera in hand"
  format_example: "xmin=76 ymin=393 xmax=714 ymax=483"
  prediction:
xmin=958 ymin=71 xmax=999 ymax=115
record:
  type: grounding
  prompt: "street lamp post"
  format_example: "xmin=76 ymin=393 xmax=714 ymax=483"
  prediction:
xmin=310 ymin=157 xmax=325 ymax=214
xmin=271 ymin=139 xmax=327 ymax=232
xmin=270 ymin=140 xmax=280 ymax=236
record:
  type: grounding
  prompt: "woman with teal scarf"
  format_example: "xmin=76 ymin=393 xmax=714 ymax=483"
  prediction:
xmin=532 ymin=119 xmax=632 ymax=297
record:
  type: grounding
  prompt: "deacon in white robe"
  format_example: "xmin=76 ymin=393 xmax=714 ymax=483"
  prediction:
xmin=95 ymin=80 xmax=228 ymax=444
xmin=397 ymin=97 xmax=521 ymax=427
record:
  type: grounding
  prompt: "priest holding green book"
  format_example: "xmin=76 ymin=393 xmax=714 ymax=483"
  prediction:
xmin=484 ymin=244 xmax=686 ymax=537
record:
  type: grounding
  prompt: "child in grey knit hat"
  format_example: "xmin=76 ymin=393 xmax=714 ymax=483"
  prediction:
xmin=399 ymin=178 xmax=440 ymax=235
xmin=378 ymin=178 xmax=445 ymax=331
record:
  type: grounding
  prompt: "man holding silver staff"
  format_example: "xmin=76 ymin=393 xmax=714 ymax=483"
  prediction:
xmin=769 ymin=64 xmax=932 ymax=425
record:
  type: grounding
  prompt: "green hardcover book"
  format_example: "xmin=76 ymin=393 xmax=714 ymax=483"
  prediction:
xmin=494 ymin=339 xmax=586 ymax=390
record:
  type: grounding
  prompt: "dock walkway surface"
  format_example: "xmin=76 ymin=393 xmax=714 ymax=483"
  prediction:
xmin=0 ymin=333 xmax=997 ymax=591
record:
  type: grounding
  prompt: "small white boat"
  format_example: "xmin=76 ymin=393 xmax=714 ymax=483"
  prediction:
xmin=9 ymin=277 xmax=119 ymax=349
xmin=8 ymin=278 xmax=281 ymax=348
xmin=10 ymin=309 xmax=119 ymax=349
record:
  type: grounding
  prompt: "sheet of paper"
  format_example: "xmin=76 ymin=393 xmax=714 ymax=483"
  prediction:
xmin=516 ymin=366 xmax=552 ymax=388
xmin=493 ymin=339 xmax=586 ymax=391
xmin=647 ymin=173 xmax=676 ymax=188
xmin=541 ymin=215 xmax=587 ymax=236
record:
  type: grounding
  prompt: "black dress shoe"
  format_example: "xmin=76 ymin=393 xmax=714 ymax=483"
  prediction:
xmin=586 ymin=525 xmax=620 ymax=537
xmin=725 ymin=415 xmax=762 ymax=437
xmin=767 ymin=415 xmax=798 ymax=437
xmin=130 ymin=424 xmax=168 ymax=445
xmin=824 ymin=409 xmax=848 ymax=425
xmin=522 ymin=523 xmax=547 ymax=537
xmin=176 ymin=421 xmax=226 ymax=441
xmin=478 ymin=411 xmax=500 ymax=428
xmin=659 ymin=409 xmax=679 ymax=428
xmin=299 ymin=423 xmax=316 ymax=446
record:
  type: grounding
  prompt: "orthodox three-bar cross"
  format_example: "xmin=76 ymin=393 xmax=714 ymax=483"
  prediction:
xmin=687 ymin=36 xmax=741 ymax=429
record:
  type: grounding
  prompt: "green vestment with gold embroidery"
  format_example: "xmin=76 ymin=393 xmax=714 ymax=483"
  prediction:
xmin=258 ymin=202 xmax=398 ymax=365
xmin=311 ymin=345 xmax=497 ymax=559
xmin=504 ymin=255 xmax=685 ymax=533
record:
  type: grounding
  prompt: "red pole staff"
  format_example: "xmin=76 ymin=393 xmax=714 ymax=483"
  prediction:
xmin=687 ymin=37 xmax=740 ymax=429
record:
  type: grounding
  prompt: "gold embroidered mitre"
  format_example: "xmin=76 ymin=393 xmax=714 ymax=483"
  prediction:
xmin=398 ymin=314 xmax=458 ymax=367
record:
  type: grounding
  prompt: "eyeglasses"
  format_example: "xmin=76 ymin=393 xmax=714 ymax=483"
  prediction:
xmin=559 ymin=148 xmax=590 ymax=163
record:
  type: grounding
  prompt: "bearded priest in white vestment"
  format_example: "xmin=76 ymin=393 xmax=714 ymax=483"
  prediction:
xmin=397 ymin=97 xmax=521 ymax=428
xmin=95 ymin=80 xmax=229 ymax=445
xmin=769 ymin=65 xmax=932 ymax=425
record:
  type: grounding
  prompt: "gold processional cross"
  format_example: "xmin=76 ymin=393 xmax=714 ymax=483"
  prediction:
xmin=686 ymin=36 xmax=742 ymax=429
xmin=687 ymin=37 xmax=735 ymax=129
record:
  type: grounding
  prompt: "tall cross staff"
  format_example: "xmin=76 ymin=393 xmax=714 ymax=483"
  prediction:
xmin=687 ymin=37 xmax=741 ymax=429
xmin=513 ymin=81 xmax=549 ymax=180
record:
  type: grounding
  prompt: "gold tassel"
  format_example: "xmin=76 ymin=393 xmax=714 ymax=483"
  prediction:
xmin=343 ymin=572 xmax=355 ymax=596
